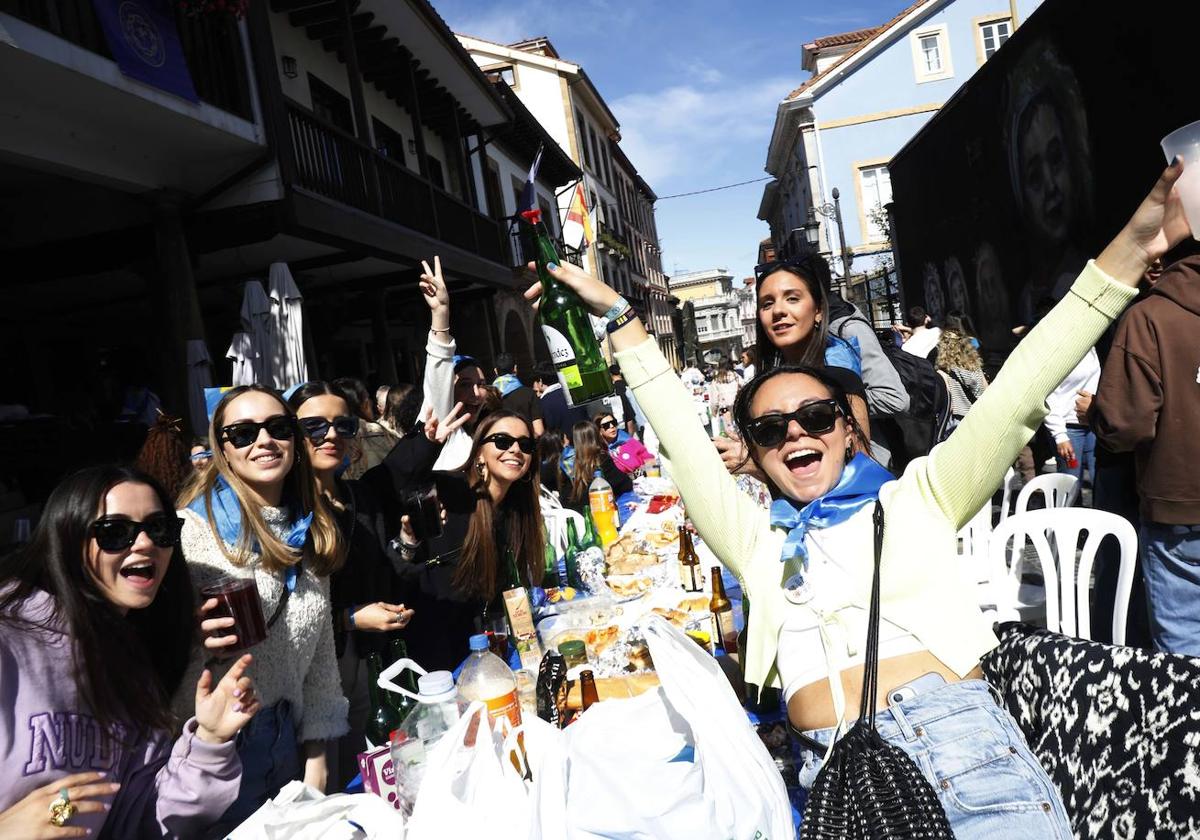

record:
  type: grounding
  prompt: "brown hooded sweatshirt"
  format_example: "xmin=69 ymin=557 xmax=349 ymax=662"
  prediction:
xmin=1093 ymin=254 xmax=1200 ymax=523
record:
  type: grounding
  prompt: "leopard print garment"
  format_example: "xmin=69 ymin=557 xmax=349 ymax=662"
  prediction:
xmin=981 ymin=624 xmax=1200 ymax=840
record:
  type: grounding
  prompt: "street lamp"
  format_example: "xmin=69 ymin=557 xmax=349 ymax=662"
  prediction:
xmin=812 ymin=188 xmax=853 ymax=287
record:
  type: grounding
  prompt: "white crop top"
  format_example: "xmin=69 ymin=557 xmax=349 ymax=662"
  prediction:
xmin=775 ymin=505 xmax=924 ymax=703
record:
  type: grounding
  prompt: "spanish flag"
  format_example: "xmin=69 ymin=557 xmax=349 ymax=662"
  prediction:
xmin=562 ymin=182 xmax=593 ymax=249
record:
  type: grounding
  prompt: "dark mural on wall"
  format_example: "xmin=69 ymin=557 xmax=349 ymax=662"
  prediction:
xmin=889 ymin=0 xmax=1200 ymax=366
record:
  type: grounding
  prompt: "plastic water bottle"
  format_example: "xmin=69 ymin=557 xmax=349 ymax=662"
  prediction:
xmin=588 ymin=470 xmax=619 ymax=546
xmin=385 ymin=666 xmax=460 ymax=813
xmin=457 ymin=633 xmax=521 ymax=727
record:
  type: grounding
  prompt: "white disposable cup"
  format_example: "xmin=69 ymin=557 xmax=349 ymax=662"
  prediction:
xmin=1161 ymin=120 xmax=1200 ymax=240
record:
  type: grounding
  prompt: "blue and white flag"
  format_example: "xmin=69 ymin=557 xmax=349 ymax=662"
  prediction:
xmin=91 ymin=0 xmax=198 ymax=102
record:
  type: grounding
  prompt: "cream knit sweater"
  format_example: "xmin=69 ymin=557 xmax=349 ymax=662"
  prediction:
xmin=171 ymin=507 xmax=349 ymax=743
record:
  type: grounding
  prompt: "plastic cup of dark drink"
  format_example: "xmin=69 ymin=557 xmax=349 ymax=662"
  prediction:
xmin=200 ymin=575 xmax=268 ymax=651
xmin=403 ymin=484 xmax=442 ymax=542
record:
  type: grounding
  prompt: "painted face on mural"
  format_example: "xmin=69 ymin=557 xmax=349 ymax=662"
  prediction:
xmin=1018 ymin=100 xmax=1072 ymax=245
xmin=922 ymin=263 xmax=945 ymax=324
xmin=944 ymin=257 xmax=970 ymax=319
xmin=971 ymin=241 xmax=1012 ymax=337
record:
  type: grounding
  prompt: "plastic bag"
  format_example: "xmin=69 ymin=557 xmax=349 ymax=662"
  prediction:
xmin=227 ymin=780 xmax=405 ymax=840
xmin=406 ymin=702 xmax=531 ymax=840
xmin=537 ymin=616 xmax=792 ymax=839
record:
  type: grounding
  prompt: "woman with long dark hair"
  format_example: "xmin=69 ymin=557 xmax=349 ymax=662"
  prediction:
xmin=388 ymin=410 xmax=544 ymax=671
xmin=559 ymin=420 xmax=632 ymax=512
xmin=176 ymin=384 xmax=346 ymax=827
xmin=520 ymin=163 xmax=1189 ymax=837
xmin=0 ymin=465 xmax=259 ymax=839
xmin=716 ymin=254 xmax=874 ymax=474
xmin=288 ymin=382 xmax=467 ymax=787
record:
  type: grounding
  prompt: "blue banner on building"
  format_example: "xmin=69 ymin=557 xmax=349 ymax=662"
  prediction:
xmin=90 ymin=0 xmax=199 ymax=102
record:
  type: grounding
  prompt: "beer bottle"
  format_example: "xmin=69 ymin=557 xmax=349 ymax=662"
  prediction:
xmin=386 ymin=638 xmax=418 ymax=719
xmin=521 ymin=208 xmax=613 ymax=406
xmin=579 ymin=669 xmax=599 ymax=711
xmin=709 ymin=566 xmax=738 ymax=655
xmin=542 ymin=530 xmax=561 ymax=589
xmin=365 ymin=651 xmax=402 ymax=748
xmin=580 ymin=507 xmax=602 ymax=552
xmin=564 ymin=517 xmax=581 ymax=589
xmin=677 ymin=525 xmax=702 ymax=592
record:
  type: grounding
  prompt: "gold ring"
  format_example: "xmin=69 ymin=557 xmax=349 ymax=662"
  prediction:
xmin=48 ymin=787 xmax=77 ymax=827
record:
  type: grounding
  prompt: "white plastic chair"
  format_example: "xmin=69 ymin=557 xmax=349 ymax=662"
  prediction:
xmin=997 ymin=467 xmax=1018 ymax=523
xmin=1013 ymin=472 xmax=1079 ymax=516
xmin=987 ymin=508 xmax=1138 ymax=644
xmin=956 ymin=501 xmax=996 ymax=621
xmin=541 ymin=505 xmax=584 ymax=559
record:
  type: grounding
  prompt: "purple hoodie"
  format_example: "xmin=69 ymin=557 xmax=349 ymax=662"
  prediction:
xmin=0 ymin=590 xmax=241 ymax=838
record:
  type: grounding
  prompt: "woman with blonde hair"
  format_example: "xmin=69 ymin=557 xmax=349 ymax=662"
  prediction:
xmin=935 ymin=314 xmax=988 ymax=427
xmin=176 ymin=384 xmax=347 ymax=829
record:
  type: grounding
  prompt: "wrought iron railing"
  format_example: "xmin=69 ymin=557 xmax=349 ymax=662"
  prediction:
xmin=285 ymin=99 xmax=506 ymax=264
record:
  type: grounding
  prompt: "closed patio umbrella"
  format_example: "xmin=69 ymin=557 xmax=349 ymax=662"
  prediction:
xmin=227 ymin=280 xmax=272 ymax=386
xmin=267 ymin=262 xmax=308 ymax=390
xmin=185 ymin=339 xmax=213 ymax=435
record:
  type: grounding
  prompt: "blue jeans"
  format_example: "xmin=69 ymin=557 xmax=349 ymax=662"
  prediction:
xmin=1140 ymin=522 xmax=1200 ymax=656
xmin=208 ymin=701 xmax=301 ymax=837
xmin=796 ymin=680 xmax=1071 ymax=840
xmin=1055 ymin=427 xmax=1095 ymax=485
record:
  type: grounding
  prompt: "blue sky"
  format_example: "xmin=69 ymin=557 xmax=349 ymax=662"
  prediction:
xmin=435 ymin=0 xmax=905 ymax=281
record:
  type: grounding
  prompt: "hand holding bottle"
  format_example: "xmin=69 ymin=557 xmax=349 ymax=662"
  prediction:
xmin=523 ymin=260 xmax=620 ymax=317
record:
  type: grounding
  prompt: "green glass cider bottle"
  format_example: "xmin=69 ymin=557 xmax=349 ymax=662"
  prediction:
xmin=521 ymin=208 xmax=613 ymax=406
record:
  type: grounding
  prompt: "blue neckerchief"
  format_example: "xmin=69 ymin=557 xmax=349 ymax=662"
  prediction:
xmin=187 ymin=475 xmax=313 ymax=553
xmin=824 ymin=334 xmax=862 ymax=376
xmin=606 ymin=429 xmax=631 ymax=455
xmin=493 ymin=373 xmax=522 ymax=397
xmin=769 ymin=453 xmax=892 ymax=564
xmin=560 ymin=446 xmax=575 ymax=477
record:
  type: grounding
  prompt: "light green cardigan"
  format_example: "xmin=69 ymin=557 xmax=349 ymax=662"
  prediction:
xmin=615 ymin=262 xmax=1135 ymax=690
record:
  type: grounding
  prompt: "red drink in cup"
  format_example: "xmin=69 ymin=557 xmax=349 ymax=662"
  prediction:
xmin=201 ymin=575 xmax=268 ymax=651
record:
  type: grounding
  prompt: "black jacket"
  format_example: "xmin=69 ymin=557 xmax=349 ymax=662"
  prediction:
xmin=368 ymin=437 xmax=530 ymax=671
xmin=330 ymin=478 xmax=404 ymax=659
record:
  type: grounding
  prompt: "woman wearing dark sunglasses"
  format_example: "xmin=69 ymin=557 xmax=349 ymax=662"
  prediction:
xmin=288 ymin=382 xmax=469 ymax=788
xmin=175 ymin=385 xmax=347 ymax=826
xmin=522 ymin=163 xmax=1191 ymax=837
xmin=0 ymin=465 xmax=259 ymax=839
xmin=385 ymin=410 xmax=545 ymax=671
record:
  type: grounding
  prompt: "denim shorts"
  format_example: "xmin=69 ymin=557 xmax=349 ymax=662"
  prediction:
xmin=796 ymin=680 xmax=1072 ymax=840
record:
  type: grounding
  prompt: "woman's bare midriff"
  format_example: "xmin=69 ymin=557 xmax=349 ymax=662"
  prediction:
xmin=787 ymin=650 xmax=985 ymax=732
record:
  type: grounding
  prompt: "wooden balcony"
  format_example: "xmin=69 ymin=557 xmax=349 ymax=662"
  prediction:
xmin=0 ymin=0 xmax=253 ymax=119
xmin=285 ymin=99 xmax=505 ymax=265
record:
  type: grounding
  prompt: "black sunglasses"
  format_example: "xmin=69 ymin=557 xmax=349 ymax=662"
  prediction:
xmin=91 ymin=515 xmax=184 ymax=552
xmin=220 ymin=415 xmax=296 ymax=449
xmin=298 ymin=415 xmax=360 ymax=442
xmin=483 ymin=433 xmax=536 ymax=454
xmin=754 ymin=253 xmax=828 ymax=286
xmin=744 ymin=399 xmax=842 ymax=447
xmin=598 ymin=419 xmax=618 ymax=430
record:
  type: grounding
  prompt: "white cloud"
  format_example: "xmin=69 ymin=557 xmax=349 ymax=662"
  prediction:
xmin=441 ymin=0 xmax=634 ymax=48
xmin=611 ymin=75 xmax=792 ymax=187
